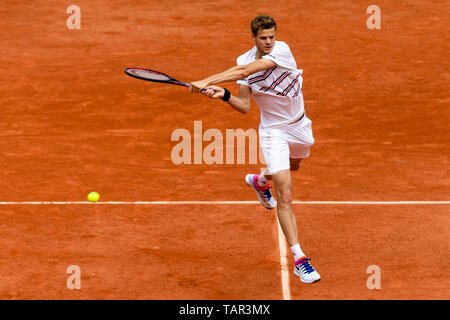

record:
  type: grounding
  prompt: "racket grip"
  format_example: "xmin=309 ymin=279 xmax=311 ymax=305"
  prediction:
xmin=188 ymin=84 xmax=214 ymax=94
xmin=199 ymin=88 xmax=215 ymax=93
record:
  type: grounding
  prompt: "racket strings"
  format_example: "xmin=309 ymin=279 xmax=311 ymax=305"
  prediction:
xmin=128 ymin=69 xmax=171 ymax=81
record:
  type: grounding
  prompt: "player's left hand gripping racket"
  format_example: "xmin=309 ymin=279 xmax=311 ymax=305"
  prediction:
xmin=124 ymin=67 xmax=190 ymax=88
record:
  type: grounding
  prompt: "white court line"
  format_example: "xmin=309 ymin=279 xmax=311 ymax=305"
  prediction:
xmin=0 ymin=201 xmax=449 ymax=205
xmin=1 ymin=199 xmax=449 ymax=300
xmin=276 ymin=218 xmax=291 ymax=300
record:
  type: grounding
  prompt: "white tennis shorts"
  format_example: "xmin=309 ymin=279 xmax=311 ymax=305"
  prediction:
xmin=259 ymin=115 xmax=314 ymax=175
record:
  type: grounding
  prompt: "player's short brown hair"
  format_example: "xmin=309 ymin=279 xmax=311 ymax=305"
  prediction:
xmin=251 ymin=15 xmax=277 ymax=36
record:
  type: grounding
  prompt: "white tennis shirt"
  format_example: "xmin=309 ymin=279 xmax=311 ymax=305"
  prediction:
xmin=236 ymin=41 xmax=304 ymax=128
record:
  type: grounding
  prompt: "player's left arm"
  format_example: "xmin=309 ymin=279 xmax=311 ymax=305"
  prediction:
xmin=190 ymin=59 xmax=277 ymax=93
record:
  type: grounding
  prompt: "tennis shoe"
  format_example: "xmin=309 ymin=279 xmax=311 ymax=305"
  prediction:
xmin=245 ymin=174 xmax=276 ymax=210
xmin=294 ymin=257 xmax=321 ymax=284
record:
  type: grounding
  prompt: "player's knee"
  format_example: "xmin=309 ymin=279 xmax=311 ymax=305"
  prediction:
xmin=277 ymin=190 xmax=292 ymax=206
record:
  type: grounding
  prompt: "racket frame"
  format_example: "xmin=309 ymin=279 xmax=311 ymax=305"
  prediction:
xmin=124 ymin=67 xmax=190 ymax=88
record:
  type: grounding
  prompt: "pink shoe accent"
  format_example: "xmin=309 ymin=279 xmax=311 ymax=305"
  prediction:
xmin=253 ymin=174 xmax=269 ymax=191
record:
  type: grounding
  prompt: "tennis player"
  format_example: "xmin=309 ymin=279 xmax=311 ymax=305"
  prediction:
xmin=190 ymin=15 xmax=320 ymax=284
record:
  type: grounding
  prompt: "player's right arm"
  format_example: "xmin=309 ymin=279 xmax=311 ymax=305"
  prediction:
xmin=202 ymin=84 xmax=251 ymax=114
xmin=190 ymin=59 xmax=276 ymax=93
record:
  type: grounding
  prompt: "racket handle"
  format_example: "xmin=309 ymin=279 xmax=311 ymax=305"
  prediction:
xmin=188 ymin=84 xmax=215 ymax=94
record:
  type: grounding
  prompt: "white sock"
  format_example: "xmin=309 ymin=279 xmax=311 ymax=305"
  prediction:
xmin=290 ymin=244 xmax=305 ymax=262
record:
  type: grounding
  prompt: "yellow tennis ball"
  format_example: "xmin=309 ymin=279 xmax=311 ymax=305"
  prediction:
xmin=87 ymin=191 xmax=100 ymax=202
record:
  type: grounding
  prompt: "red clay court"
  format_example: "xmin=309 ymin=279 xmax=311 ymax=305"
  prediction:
xmin=0 ymin=0 xmax=449 ymax=299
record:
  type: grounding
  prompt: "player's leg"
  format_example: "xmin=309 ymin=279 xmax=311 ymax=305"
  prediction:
xmin=254 ymin=157 xmax=300 ymax=199
xmin=256 ymin=157 xmax=300 ymax=186
xmin=271 ymin=169 xmax=298 ymax=246
xmin=249 ymin=157 xmax=301 ymax=209
xmin=271 ymin=169 xmax=320 ymax=283
xmin=280 ymin=121 xmax=320 ymax=283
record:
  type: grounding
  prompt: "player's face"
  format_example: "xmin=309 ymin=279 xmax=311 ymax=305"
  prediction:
xmin=253 ymin=28 xmax=276 ymax=55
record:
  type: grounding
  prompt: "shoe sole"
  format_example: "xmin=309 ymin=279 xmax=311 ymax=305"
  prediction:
xmin=245 ymin=174 xmax=275 ymax=210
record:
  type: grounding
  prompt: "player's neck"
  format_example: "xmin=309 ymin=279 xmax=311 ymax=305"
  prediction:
xmin=255 ymin=45 xmax=274 ymax=60
xmin=255 ymin=50 xmax=264 ymax=60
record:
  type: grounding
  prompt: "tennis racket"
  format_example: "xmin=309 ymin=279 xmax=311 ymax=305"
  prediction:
xmin=124 ymin=67 xmax=191 ymax=88
xmin=124 ymin=67 xmax=213 ymax=93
